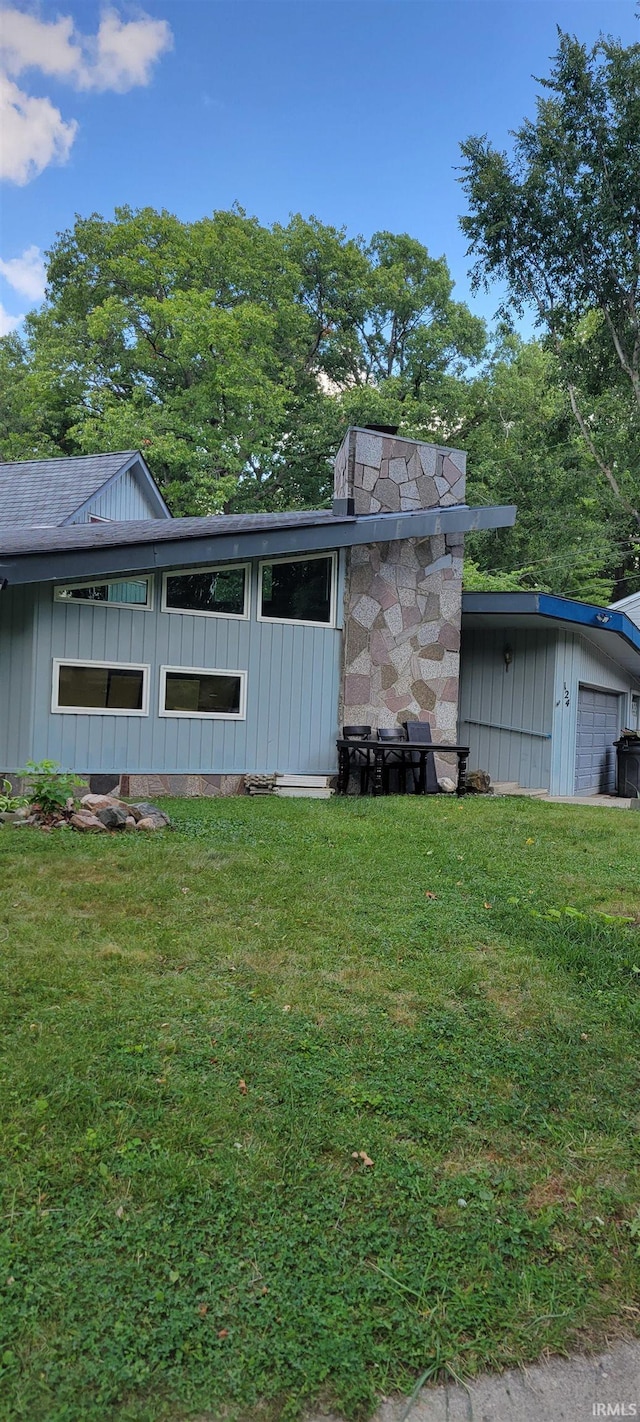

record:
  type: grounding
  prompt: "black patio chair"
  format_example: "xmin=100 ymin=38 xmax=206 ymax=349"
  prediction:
xmin=342 ymin=725 xmax=373 ymax=795
xmin=377 ymin=725 xmax=409 ymax=794
xmin=403 ymin=720 xmax=439 ymax=794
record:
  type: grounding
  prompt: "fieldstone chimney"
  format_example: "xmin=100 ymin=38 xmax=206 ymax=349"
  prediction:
xmin=335 ymin=426 xmax=467 ymax=748
xmin=333 ymin=424 xmax=466 ymax=516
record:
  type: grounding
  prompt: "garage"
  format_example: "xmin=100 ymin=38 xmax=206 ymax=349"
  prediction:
xmin=574 ymin=686 xmax=620 ymax=795
xmin=460 ymin=592 xmax=640 ymax=798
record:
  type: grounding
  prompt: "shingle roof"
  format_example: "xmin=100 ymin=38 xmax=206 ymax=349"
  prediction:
xmin=0 ymin=452 xmax=139 ymax=526
xmin=0 ymin=508 xmax=338 ymax=556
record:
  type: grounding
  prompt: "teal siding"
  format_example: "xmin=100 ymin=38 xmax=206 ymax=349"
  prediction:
xmin=70 ymin=468 xmax=161 ymax=523
xmin=0 ymin=585 xmax=35 ymax=770
xmin=459 ymin=627 xmax=554 ymax=788
xmin=550 ymin=631 xmax=639 ymax=795
xmin=460 ymin=623 xmax=640 ymax=795
xmin=21 ymin=559 xmax=343 ymax=776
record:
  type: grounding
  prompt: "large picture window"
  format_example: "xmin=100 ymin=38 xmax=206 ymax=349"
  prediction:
xmin=258 ymin=554 xmax=336 ymax=626
xmin=160 ymin=666 xmax=246 ymax=719
xmin=52 ymin=660 xmax=149 ymax=715
xmin=54 ymin=577 xmax=151 ymax=609
xmin=162 ymin=565 xmax=249 ymax=618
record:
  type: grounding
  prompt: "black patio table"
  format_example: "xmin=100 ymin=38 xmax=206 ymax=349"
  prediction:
xmin=336 ymin=736 xmax=470 ymax=797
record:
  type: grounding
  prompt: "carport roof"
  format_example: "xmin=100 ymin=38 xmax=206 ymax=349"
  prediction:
xmin=462 ymin=591 xmax=640 ymax=681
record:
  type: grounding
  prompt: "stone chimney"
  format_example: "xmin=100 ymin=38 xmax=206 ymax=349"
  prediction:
xmin=333 ymin=425 xmax=466 ymax=516
xmin=335 ymin=426 xmax=467 ymax=751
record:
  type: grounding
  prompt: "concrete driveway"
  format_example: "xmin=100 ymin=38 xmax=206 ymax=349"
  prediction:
xmin=309 ymin=1340 xmax=640 ymax=1422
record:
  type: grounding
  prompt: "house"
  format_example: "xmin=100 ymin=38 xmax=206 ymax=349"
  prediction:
xmin=460 ymin=592 xmax=640 ymax=796
xmin=610 ymin=588 xmax=640 ymax=630
xmin=0 ymin=451 xmax=171 ymax=526
xmin=0 ymin=428 xmax=514 ymax=796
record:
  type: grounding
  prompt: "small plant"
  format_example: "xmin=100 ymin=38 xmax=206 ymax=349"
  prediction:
xmin=19 ymin=761 xmax=82 ymax=816
xmin=0 ymin=778 xmax=28 ymax=813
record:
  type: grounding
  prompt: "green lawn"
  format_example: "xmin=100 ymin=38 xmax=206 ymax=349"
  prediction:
xmin=1 ymin=796 xmax=639 ymax=1422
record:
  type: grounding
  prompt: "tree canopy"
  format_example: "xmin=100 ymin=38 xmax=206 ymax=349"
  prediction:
xmin=2 ymin=27 xmax=640 ymax=604
xmin=460 ymin=26 xmax=640 ymax=589
xmin=0 ymin=208 xmax=484 ymax=514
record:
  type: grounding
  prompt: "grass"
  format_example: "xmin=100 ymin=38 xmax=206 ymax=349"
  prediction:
xmin=0 ymin=794 xmax=639 ymax=1422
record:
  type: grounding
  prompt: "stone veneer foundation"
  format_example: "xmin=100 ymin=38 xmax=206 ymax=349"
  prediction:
xmin=121 ymin=774 xmax=245 ymax=798
xmin=336 ymin=427 xmax=466 ymax=759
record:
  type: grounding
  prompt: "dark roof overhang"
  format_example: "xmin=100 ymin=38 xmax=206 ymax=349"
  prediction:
xmin=0 ymin=503 xmax=516 ymax=587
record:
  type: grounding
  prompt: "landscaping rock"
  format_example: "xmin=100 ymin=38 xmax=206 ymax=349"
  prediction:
xmin=129 ymin=801 xmax=170 ymax=825
xmin=465 ymin=769 xmax=493 ymax=794
xmin=70 ymin=810 xmax=107 ymax=832
xmin=0 ymin=806 xmax=31 ymax=824
xmin=124 ymin=816 xmax=137 ymax=831
xmin=135 ymin=815 xmax=167 ymax=831
xmin=95 ymin=805 xmax=129 ymax=831
xmin=438 ymin=777 xmax=456 ymax=794
xmin=80 ymin=793 xmax=119 ymax=811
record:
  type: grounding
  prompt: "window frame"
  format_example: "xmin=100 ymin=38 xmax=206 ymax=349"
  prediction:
xmin=257 ymin=551 xmax=338 ymax=629
xmin=160 ymin=562 xmax=251 ymax=620
xmin=53 ymin=575 xmax=153 ymax=611
xmin=630 ymin=693 xmax=640 ymax=732
xmin=159 ymin=665 xmax=247 ymax=721
xmin=51 ymin=658 xmax=151 ymax=716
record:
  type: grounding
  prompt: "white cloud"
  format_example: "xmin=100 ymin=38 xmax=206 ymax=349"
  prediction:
xmin=82 ymin=9 xmax=174 ymax=93
xmin=0 ymin=10 xmax=82 ymax=83
xmin=0 ymin=300 xmax=24 ymax=335
xmin=0 ymin=74 xmax=76 ymax=182
xmin=0 ymin=244 xmax=46 ymax=300
xmin=0 ymin=7 xmax=173 ymax=184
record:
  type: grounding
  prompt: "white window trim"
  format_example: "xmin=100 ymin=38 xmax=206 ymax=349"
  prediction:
xmin=159 ymin=665 xmax=247 ymax=720
xmin=161 ymin=563 xmax=250 ymax=620
xmin=52 ymin=658 xmax=150 ymax=716
xmin=53 ymin=575 xmax=153 ymax=611
xmin=257 ymin=550 xmax=338 ymax=628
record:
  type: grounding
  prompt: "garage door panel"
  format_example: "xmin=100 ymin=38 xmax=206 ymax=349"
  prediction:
xmin=575 ymin=688 xmax=620 ymax=794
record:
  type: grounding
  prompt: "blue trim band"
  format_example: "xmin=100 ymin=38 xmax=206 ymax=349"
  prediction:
xmin=462 ymin=590 xmax=640 ymax=661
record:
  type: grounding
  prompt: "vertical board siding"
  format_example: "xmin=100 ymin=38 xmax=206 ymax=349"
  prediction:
xmin=0 ymin=585 xmax=35 ymax=770
xmin=27 ymin=561 xmax=342 ymax=776
xmin=550 ymin=631 xmax=639 ymax=796
xmin=70 ymin=469 xmax=160 ymax=524
xmin=459 ymin=627 xmax=554 ymax=788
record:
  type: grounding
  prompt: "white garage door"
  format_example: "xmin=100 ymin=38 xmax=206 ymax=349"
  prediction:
xmin=574 ymin=687 xmax=620 ymax=795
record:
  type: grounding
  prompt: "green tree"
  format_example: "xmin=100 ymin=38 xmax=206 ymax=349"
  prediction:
xmin=458 ymin=333 xmax=629 ymax=602
xmin=460 ymin=28 xmax=640 ymax=570
xmin=0 ymin=206 xmax=485 ymax=514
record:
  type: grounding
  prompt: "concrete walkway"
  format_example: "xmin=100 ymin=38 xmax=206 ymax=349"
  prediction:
xmin=309 ymin=1340 xmax=640 ymax=1422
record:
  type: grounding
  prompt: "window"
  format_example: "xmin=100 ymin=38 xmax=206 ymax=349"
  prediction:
xmin=52 ymin=660 xmax=149 ymax=715
xmin=160 ymin=666 xmax=246 ymax=719
xmin=258 ymin=553 xmax=336 ymax=626
xmin=162 ymin=564 xmax=249 ymax=618
xmin=54 ymin=577 xmax=151 ymax=609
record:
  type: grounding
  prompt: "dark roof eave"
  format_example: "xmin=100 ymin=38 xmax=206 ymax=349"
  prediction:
xmin=0 ymin=504 xmax=516 ymax=586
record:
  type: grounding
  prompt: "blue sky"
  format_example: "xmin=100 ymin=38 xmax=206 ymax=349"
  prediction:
xmin=0 ymin=0 xmax=637 ymax=333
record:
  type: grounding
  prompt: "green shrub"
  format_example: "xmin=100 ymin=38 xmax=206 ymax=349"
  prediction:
xmin=19 ymin=760 xmax=84 ymax=816
xmin=0 ymin=778 xmax=28 ymax=812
